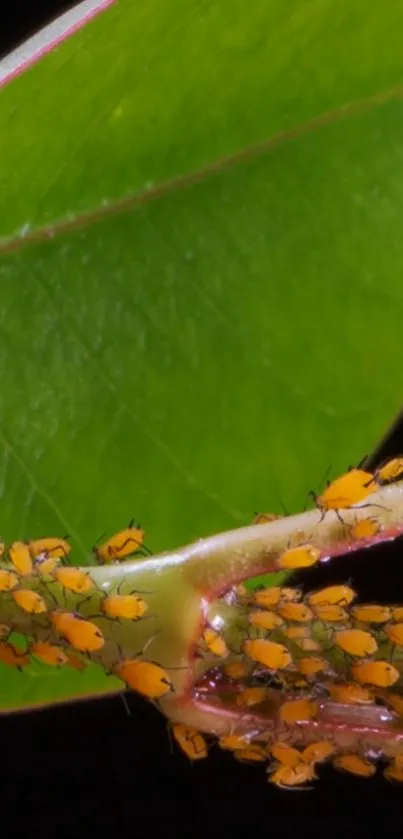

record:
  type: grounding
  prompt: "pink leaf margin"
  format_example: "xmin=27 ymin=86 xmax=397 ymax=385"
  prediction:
xmin=0 ymin=0 xmax=115 ymax=91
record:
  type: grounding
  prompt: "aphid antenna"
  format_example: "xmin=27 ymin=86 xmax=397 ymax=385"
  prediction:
xmin=120 ymin=692 xmax=131 ymax=717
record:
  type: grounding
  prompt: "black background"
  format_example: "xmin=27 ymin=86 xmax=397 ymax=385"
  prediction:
xmin=2 ymin=7 xmax=403 ymax=838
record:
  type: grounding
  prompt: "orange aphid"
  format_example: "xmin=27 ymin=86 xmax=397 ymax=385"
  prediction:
xmin=295 ymin=638 xmax=321 ymax=652
xmin=9 ymin=541 xmax=33 ymax=576
xmin=280 ymin=588 xmax=303 ymax=602
xmin=94 ymin=523 xmax=146 ymax=564
xmin=283 ymin=626 xmax=309 ymax=640
xmin=235 ymin=745 xmax=268 ymax=763
xmin=312 ymin=604 xmax=349 ymax=622
xmin=375 ymin=457 xmax=403 ymax=485
xmin=296 ymin=657 xmax=328 ymax=676
xmin=253 ymin=587 xmax=282 ymax=608
xmin=308 ymin=585 xmax=356 ymax=608
xmin=116 ymin=659 xmax=174 ymax=698
xmin=31 ymin=641 xmax=68 ymax=666
xmin=277 ymin=544 xmax=320 ymax=571
xmin=248 ymin=610 xmax=283 ymax=630
xmin=313 ymin=468 xmax=376 ymax=513
xmin=334 ymin=629 xmax=377 ymax=657
xmin=302 ymin=741 xmax=335 ymax=763
xmin=269 ymin=763 xmax=316 ymax=789
xmin=0 ymin=640 xmax=29 ymax=669
xmin=236 ymin=686 xmax=269 ymax=708
xmin=351 ymin=660 xmax=399 ymax=688
xmin=350 ymin=517 xmax=380 ymax=541
xmin=380 ymin=692 xmax=403 ymax=716
xmin=53 ymin=566 xmax=94 ymax=595
xmin=50 ymin=611 xmax=104 ymax=652
xmin=385 ymin=623 xmax=403 ymax=646
xmin=224 ymin=661 xmax=247 ymax=680
xmin=328 ymin=682 xmax=374 ymax=705
xmin=29 ymin=537 xmax=71 ymax=559
xmin=12 ymin=589 xmax=47 ymax=614
xmin=351 ymin=604 xmax=391 ymax=624
xmin=277 ymin=602 xmax=313 ymax=623
xmin=0 ymin=569 xmax=19 ymax=591
xmin=101 ymin=593 xmax=148 ymax=621
xmin=172 ymin=724 xmax=208 ymax=761
xmin=279 ymin=698 xmax=318 ymax=723
xmin=333 ymin=754 xmax=375 ymax=778
xmin=253 ymin=513 xmax=282 ymax=524
xmin=384 ymin=762 xmax=403 ymax=784
xmin=243 ymin=639 xmax=292 ymax=670
xmin=392 ymin=607 xmax=403 ymax=621
xmin=34 ymin=555 xmax=61 ymax=576
xmin=270 ymin=743 xmax=302 ymax=767
xmin=219 ymin=735 xmax=249 ymax=751
xmin=203 ymin=628 xmax=228 ymax=658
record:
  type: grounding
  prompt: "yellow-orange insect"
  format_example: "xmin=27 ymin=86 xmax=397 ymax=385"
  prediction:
xmin=66 ymin=652 xmax=87 ymax=672
xmin=172 ymin=724 xmax=208 ymax=761
xmin=333 ymin=754 xmax=376 ymax=778
xmin=9 ymin=541 xmax=33 ymax=576
xmin=34 ymin=555 xmax=61 ymax=576
xmin=203 ymin=628 xmax=228 ymax=658
xmin=270 ymin=743 xmax=302 ymax=767
xmin=392 ymin=607 xmax=403 ymax=621
xmin=295 ymin=637 xmax=321 ymax=652
xmin=0 ymin=569 xmax=19 ymax=591
xmin=279 ymin=698 xmax=318 ymax=723
xmin=253 ymin=513 xmax=282 ymax=524
xmin=219 ymin=735 xmax=249 ymax=751
xmin=53 ymin=566 xmax=94 ymax=595
xmin=235 ymin=745 xmax=268 ymax=763
xmin=243 ymin=639 xmax=292 ymax=671
xmin=328 ymin=682 xmax=374 ymax=705
xmin=268 ymin=762 xmax=316 ymax=789
xmin=12 ymin=589 xmax=47 ymax=614
xmin=51 ymin=611 xmax=104 ymax=652
xmin=224 ymin=661 xmax=247 ymax=680
xmin=283 ymin=626 xmax=309 ymax=641
xmin=29 ymin=537 xmax=71 ymax=560
xmin=277 ymin=545 xmax=321 ymax=571
xmin=93 ymin=521 xmax=149 ymax=564
xmin=334 ymin=629 xmax=377 ymax=658
xmin=116 ymin=659 xmax=174 ymax=698
xmin=277 ymin=602 xmax=313 ymax=623
xmin=351 ymin=604 xmax=391 ymax=624
xmin=236 ymin=686 xmax=269 ymax=708
xmin=308 ymin=585 xmax=356 ymax=608
xmin=385 ymin=623 xmax=403 ymax=646
xmin=248 ymin=610 xmax=283 ymax=630
xmin=297 ymin=657 xmax=328 ymax=677
xmin=310 ymin=468 xmax=376 ymax=520
xmin=31 ymin=641 xmax=68 ymax=666
xmin=350 ymin=517 xmax=380 ymax=541
xmin=253 ymin=587 xmax=282 ymax=608
xmin=351 ymin=660 xmax=399 ymax=688
xmin=374 ymin=457 xmax=403 ymax=485
xmin=101 ymin=593 xmax=148 ymax=621
xmin=302 ymin=741 xmax=335 ymax=763
xmin=312 ymin=604 xmax=349 ymax=623
xmin=0 ymin=640 xmax=29 ymax=669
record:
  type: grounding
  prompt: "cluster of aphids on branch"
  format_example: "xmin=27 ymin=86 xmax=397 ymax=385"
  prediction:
xmin=0 ymin=523 xmax=176 ymax=700
xmin=175 ymin=457 xmax=403 ymax=788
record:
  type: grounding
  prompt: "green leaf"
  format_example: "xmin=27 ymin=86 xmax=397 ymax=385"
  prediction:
xmin=0 ymin=0 xmax=403 ymax=710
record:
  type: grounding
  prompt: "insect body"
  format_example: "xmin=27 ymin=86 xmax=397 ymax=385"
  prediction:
xmin=373 ymin=457 xmax=403 ymax=485
xmin=350 ymin=517 xmax=380 ymax=541
xmin=51 ymin=611 xmax=104 ymax=652
xmin=101 ymin=593 xmax=148 ymax=621
xmin=308 ymin=585 xmax=356 ymax=608
xmin=328 ymin=682 xmax=374 ymax=705
xmin=31 ymin=641 xmax=68 ymax=666
xmin=248 ymin=610 xmax=283 ymax=630
xmin=333 ymin=754 xmax=375 ymax=778
xmin=116 ymin=660 xmax=174 ymax=698
xmin=351 ymin=604 xmax=391 ymax=624
xmin=93 ymin=521 xmax=149 ymax=564
xmin=236 ymin=686 xmax=269 ymax=708
xmin=203 ymin=628 xmax=228 ymax=658
xmin=385 ymin=623 xmax=403 ymax=646
xmin=334 ymin=629 xmax=377 ymax=657
xmin=219 ymin=735 xmax=249 ymax=751
xmin=28 ymin=537 xmax=71 ymax=560
xmin=302 ymin=742 xmax=335 ymax=763
xmin=9 ymin=542 xmax=33 ymax=576
xmin=243 ymin=639 xmax=292 ymax=671
xmin=12 ymin=589 xmax=47 ymax=614
xmin=235 ymin=745 xmax=268 ymax=763
xmin=172 ymin=724 xmax=208 ymax=761
xmin=277 ymin=602 xmax=313 ymax=622
xmin=351 ymin=660 xmax=399 ymax=687
xmin=53 ymin=566 xmax=94 ymax=594
xmin=277 ymin=545 xmax=320 ymax=571
xmin=279 ymin=698 xmax=318 ymax=723
xmin=224 ymin=661 xmax=247 ymax=680
xmin=270 ymin=743 xmax=302 ymax=767
xmin=311 ymin=468 xmax=376 ymax=521
xmin=0 ymin=640 xmax=29 ymax=669
xmin=268 ymin=763 xmax=316 ymax=789
xmin=0 ymin=569 xmax=19 ymax=591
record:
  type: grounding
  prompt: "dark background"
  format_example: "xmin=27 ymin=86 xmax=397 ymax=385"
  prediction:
xmin=2 ymin=7 xmax=403 ymax=838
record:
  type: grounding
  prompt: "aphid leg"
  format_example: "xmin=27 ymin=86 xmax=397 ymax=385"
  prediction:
xmin=120 ymin=692 xmax=131 ymax=717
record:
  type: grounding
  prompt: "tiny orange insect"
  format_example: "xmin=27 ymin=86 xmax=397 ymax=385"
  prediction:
xmin=279 ymin=587 xmax=303 ymax=602
xmin=0 ymin=569 xmax=19 ymax=591
xmin=333 ymin=754 xmax=376 ymax=778
xmin=53 ymin=566 xmax=94 ymax=595
xmin=101 ymin=593 xmax=148 ymax=621
xmin=243 ymin=639 xmax=292 ymax=671
xmin=310 ymin=468 xmax=376 ymax=521
xmin=385 ymin=623 xmax=403 ymax=646
xmin=270 ymin=742 xmax=302 ymax=767
xmin=268 ymin=763 xmax=316 ymax=789
xmin=9 ymin=541 xmax=33 ymax=576
xmin=308 ymin=585 xmax=356 ymax=608
xmin=172 ymin=724 xmax=208 ymax=761
xmin=12 ymin=589 xmax=47 ymax=614
xmin=350 ymin=517 xmax=380 ymax=541
xmin=283 ymin=626 xmax=310 ymax=640
xmin=328 ymin=682 xmax=374 ymax=705
xmin=312 ymin=604 xmax=349 ymax=623
xmin=253 ymin=587 xmax=282 ymax=608
xmin=392 ymin=607 xmax=403 ymax=621
xmin=235 ymin=745 xmax=268 ymax=763
xmin=379 ymin=692 xmax=403 ymax=716
xmin=116 ymin=659 xmax=174 ymax=698
xmin=351 ymin=660 xmax=399 ymax=688
xmin=277 ymin=544 xmax=321 ymax=571
xmin=93 ymin=520 xmax=150 ymax=564
xmin=236 ymin=686 xmax=269 ymax=708
xmin=334 ymin=629 xmax=377 ymax=658
xmin=51 ymin=611 xmax=104 ymax=652
xmin=351 ymin=604 xmax=391 ymax=624
xmin=279 ymin=698 xmax=318 ymax=723
xmin=295 ymin=637 xmax=321 ymax=652
xmin=224 ymin=661 xmax=247 ymax=680
xmin=0 ymin=640 xmax=29 ymax=669
xmin=277 ymin=602 xmax=313 ymax=623
xmin=203 ymin=628 xmax=228 ymax=658
xmin=248 ymin=610 xmax=283 ymax=630
xmin=296 ymin=657 xmax=328 ymax=677
xmin=253 ymin=512 xmax=282 ymax=524
xmin=302 ymin=741 xmax=335 ymax=763
xmin=34 ymin=554 xmax=61 ymax=576
xmin=65 ymin=652 xmax=87 ymax=672
xmin=219 ymin=735 xmax=249 ymax=751
xmin=31 ymin=641 xmax=68 ymax=666
xmin=374 ymin=457 xmax=403 ymax=485
xmin=28 ymin=537 xmax=71 ymax=560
